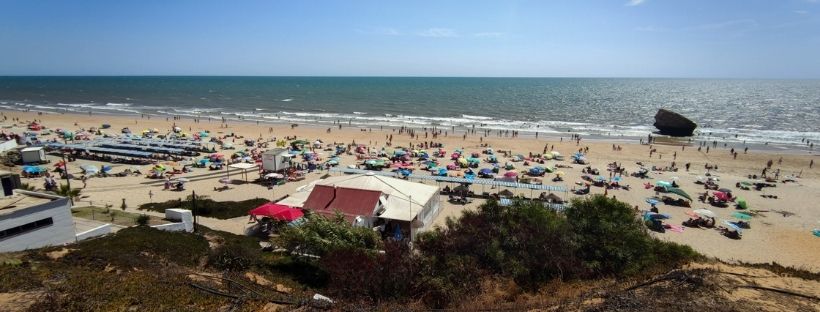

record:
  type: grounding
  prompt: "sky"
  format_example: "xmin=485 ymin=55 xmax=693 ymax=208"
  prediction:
xmin=1 ymin=0 xmax=819 ymax=78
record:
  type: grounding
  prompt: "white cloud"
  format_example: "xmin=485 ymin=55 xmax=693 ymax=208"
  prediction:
xmin=472 ymin=32 xmax=506 ymax=38
xmin=626 ymin=0 xmax=646 ymax=6
xmin=417 ymin=28 xmax=458 ymax=38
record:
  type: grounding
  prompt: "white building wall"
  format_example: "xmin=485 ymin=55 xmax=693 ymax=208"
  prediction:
xmin=0 ymin=140 xmax=17 ymax=153
xmin=0 ymin=197 xmax=75 ymax=252
xmin=75 ymin=224 xmax=112 ymax=241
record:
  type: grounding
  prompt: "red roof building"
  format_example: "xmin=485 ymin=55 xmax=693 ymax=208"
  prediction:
xmin=302 ymin=185 xmax=382 ymax=223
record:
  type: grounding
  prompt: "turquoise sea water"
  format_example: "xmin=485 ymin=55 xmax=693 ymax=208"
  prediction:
xmin=1 ymin=76 xmax=819 ymax=145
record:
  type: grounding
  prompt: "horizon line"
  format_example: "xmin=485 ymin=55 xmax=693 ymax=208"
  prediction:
xmin=1 ymin=75 xmax=818 ymax=80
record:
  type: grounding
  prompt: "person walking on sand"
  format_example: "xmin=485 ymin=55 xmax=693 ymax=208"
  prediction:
xmin=811 ymin=159 xmax=814 ymax=169
xmin=81 ymin=175 xmax=87 ymax=188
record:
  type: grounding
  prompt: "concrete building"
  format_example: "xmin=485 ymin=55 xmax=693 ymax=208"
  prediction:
xmin=0 ymin=190 xmax=75 ymax=252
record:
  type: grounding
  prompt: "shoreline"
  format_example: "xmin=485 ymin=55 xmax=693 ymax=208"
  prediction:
xmin=5 ymin=104 xmax=819 ymax=155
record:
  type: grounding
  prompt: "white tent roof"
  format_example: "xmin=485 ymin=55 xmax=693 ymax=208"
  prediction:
xmin=276 ymin=190 xmax=311 ymax=208
xmin=228 ymin=163 xmax=257 ymax=170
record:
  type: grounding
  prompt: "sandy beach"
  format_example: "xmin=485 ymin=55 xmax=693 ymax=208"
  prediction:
xmin=2 ymin=110 xmax=819 ymax=271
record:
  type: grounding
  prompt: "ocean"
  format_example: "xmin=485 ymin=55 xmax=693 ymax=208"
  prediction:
xmin=1 ymin=76 xmax=819 ymax=147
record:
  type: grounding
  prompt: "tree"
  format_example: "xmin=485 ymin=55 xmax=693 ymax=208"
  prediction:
xmin=55 ymin=184 xmax=81 ymax=202
xmin=277 ymin=212 xmax=382 ymax=258
xmin=135 ymin=214 xmax=150 ymax=226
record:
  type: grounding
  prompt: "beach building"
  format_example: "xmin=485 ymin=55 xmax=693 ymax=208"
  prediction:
xmin=20 ymin=146 xmax=46 ymax=164
xmin=261 ymin=148 xmax=292 ymax=172
xmin=292 ymin=173 xmax=442 ymax=240
xmin=0 ymin=189 xmax=75 ymax=252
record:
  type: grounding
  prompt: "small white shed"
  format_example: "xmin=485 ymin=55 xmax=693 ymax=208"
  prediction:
xmin=20 ymin=147 xmax=46 ymax=164
xmin=261 ymin=148 xmax=292 ymax=172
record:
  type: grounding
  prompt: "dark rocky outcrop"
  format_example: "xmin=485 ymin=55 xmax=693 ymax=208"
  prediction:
xmin=654 ymin=109 xmax=697 ymax=136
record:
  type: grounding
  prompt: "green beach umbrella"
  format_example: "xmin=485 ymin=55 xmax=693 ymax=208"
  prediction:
xmin=732 ymin=211 xmax=752 ymax=221
xmin=736 ymin=198 xmax=748 ymax=209
xmin=740 ymin=181 xmax=753 ymax=187
xmin=667 ymin=187 xmax=692 ymax=201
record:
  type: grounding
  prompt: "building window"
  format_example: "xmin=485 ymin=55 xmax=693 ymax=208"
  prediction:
xmin=0 ymin=217 xmax=54 ymax=240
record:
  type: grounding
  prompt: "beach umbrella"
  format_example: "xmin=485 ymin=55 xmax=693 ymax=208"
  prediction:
xmin=655 ymin=181 xmax=672 ymax=189
xmin=595 ymin=176 xmax=606 ymax=182
xmin=740 ymin=181 xmax=752 ymax=187
xmin=249 ymin=203 xmax=289 ymax=217
xmin=645 ymin=198 xmax=659 ymax=205
xmin=555 ymin=171 xmax=565 ymax=177
xmin=504 ymin=171 xmax=518 ymax=178
xmin=667 ymin=187 xmax=692 ymax=201
xmin=685 ymin=210 xmax=701 ymax=218
xmin=693 ymin=209 xmax=716 ymax=218
xmin=101 ymin=165 xmax=112 ymax=173
xmin=273 ymin=208 xmax=304 ymax=222
xmin=736 ymin=198 xmax=748 ymax=210
xmin=723 ymin=220 xmax=743 ymax=233
xmin=718 ymin=188 xmax=732 ymax=193
xmin=731 ymin=211 xmax=752 ymax=221
xmin=612 ymin=176 xmax=622 ymax=182
xmin=713 ymin=191 xmax=729 ymax=202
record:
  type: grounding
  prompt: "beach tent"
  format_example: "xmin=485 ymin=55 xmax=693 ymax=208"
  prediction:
xmin=693 ymin=209 xmax=716 ymax=218
xmin=80 ymin=165 xmax=99 ymax=175
xmin=503 ymin=171 xmax=518 ymax=179
xmin=22 ymin=165 xmax=45 ymax=174
xmin=667 ymin=187 xmax=692 ymax=201
xmin=731 ymin=211 xmax=752 ymax=221
xmin=655 ymin=181 xmax=673 ymax=190
xmin=713 ymin=191 xmax=730 ymax=202
xmin=736 ymin=198 xmax=748 ymax=209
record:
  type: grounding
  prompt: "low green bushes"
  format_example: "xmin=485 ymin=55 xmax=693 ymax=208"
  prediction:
xmin=139 ymin=196 xmax=268 ymax=219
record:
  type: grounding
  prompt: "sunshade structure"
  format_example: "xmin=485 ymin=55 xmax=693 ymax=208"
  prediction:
xmin=736 ymin=198 xmax=748 ymax=209
xmin=693 ymin=209 xmax=716 ymax=218
xmin=22 ymin=165 xmax=45 ymax=174
xmin=667 ymin=187 xmax=692 ymax=201
xmin=249 ymin=203 xmax=303 ymax=221
xmin=731 ymin=211 xmax=752 ymax=221
xmin=330 ymin=167 xmax=568 ymax=193
xmin=228 ymin=162 xmax=258 ymax=182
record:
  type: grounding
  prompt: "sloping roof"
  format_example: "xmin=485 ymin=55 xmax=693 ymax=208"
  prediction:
xmin=302 ymin=185 xmax=335 ymax=211
xmin=321 ymin=188 xmax=381 ymax=222
xmin=315 ymin=173 xmax=438 ymax=208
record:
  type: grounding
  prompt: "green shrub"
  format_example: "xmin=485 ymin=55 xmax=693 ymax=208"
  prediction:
xmin=277 ymin=213 xmax=382 ymax=258
xmin=139 ymin=197 xmax=268 ymax=220
xmin=565 ymin=195 xmax=700 ymax=276
xmin=135 ymin=214 xmax=150 ymax=226
xmin=208 ymin=234 xmax=262 ymax=271
xmin=61 ymin=227 xmax=209 ymax=269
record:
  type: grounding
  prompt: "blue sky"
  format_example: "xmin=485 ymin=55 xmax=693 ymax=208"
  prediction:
xmin=1 ymin=0 xmax=819 ymax=78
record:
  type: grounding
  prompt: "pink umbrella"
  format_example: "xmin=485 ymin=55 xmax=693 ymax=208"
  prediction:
xmin=504 ymin=171 xmax=518 ymax=178
xmin=249 ymin=202 xmax=289 ymax=217
xmin=273 ymin=208 xmax=304 ymax=222
xmin=713 ymin=191 xmax=728 ymax=202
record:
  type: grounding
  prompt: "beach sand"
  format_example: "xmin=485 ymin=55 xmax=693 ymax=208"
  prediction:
xmin=2 ymin=111 xmax=819 ymax=271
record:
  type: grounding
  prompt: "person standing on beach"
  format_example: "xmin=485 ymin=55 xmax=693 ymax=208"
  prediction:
xmin=811 ymin=159 xmax=814 ymax=168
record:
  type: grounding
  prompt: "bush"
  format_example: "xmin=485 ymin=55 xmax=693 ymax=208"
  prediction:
xmin=564 ymin=195 xmax=698 ymax=276
xmin=277 ymin=213 xmax=382 ymax=258
xmin=135 ymin=214 xmax=150 ymax=226
xmin=207 ymin=233 xmax=262 ymax=271
xmin=416 ymin=200 xmax=580 ymax=289
xmin=62 ymin=227 xmax=209 ymax=269
xmin=139 ymin=197 xmax=268 ymax=220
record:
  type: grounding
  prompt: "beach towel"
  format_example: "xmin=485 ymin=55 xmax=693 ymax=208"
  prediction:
xmin=664 ymin=224 xmax=685 ymax=233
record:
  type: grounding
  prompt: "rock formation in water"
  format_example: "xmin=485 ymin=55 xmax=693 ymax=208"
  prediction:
xmin=653 ymin=109 xmax=697 ymax=136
